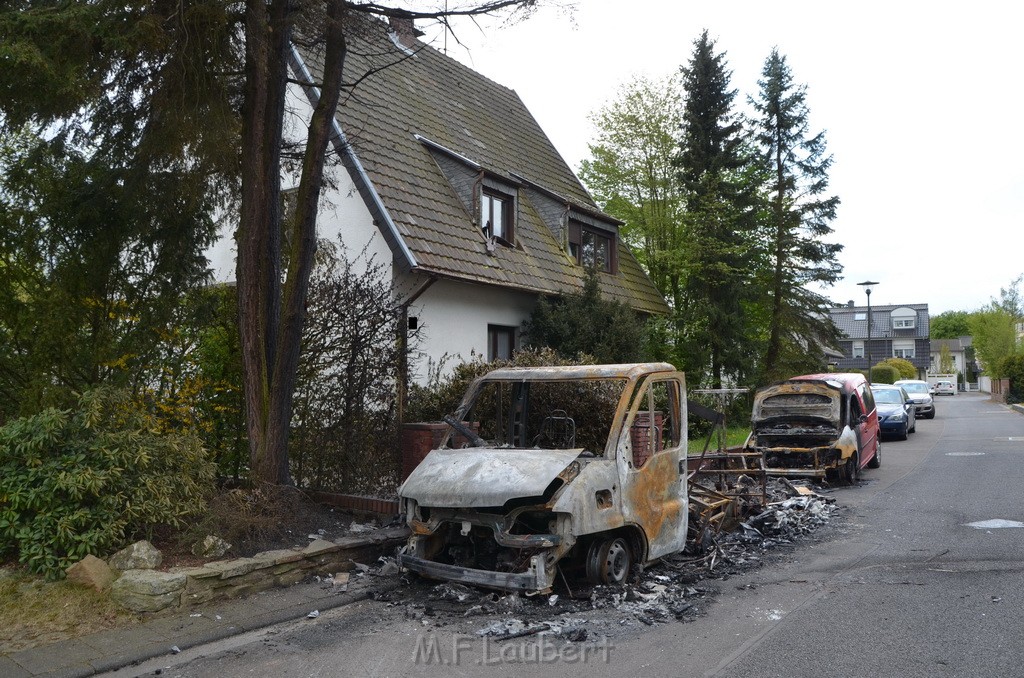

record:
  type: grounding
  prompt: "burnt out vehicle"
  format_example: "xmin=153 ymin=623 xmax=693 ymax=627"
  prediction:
xmin=397 ymin=363 xmax=688 ymax=593
xmin=745 ymin=373 xmax=880 ymax=483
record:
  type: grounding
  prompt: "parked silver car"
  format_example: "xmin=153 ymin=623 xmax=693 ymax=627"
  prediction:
xmin=935 ymin=380 xmax=956 ymax=396
xmin=894 ymin=379 xmax=935 ymax=419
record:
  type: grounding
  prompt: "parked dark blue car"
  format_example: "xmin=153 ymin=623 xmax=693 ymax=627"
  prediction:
xmin=871 ymin=384 xmax=916 ymax=440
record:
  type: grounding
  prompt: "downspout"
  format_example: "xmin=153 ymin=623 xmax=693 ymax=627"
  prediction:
xmin=397 ymin=275 xmax=438 ymax=424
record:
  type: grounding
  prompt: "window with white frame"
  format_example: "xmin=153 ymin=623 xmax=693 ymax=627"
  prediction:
xmin=852 ymin=341 xmax=864 ymax=358
xmin=891 ymin=307 xmax=917 ymax=330
xmin=893 ymin=339 xmax=915 ymax=359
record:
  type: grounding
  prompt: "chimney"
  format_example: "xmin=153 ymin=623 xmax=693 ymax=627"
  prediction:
xmin=389 ymin=15 xmax=422 ymax=49
xmin=847 ymin=300 xmax=855 ymax=307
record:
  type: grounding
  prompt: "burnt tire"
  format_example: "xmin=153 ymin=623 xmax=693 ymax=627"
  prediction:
xmin=842 ymin=452 xmax=859 ymax=483
xmin=586 ymin=536 xmax=633 ymax=585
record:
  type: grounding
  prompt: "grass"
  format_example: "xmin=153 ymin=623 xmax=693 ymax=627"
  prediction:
xmin=687 ymin=426 xmax=751 ymax=454
xmin=0 ymin=566 xmax=139 ymax=654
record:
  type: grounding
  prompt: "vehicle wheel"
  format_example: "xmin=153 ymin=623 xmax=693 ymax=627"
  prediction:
xmin=585 ymin=536 xmax=633 ymax=585
xmin=910 ymin=420 xmax=916 ymax=433
xmin=899 ymin=423 xmax=909 ymax=441
xmin=869 ymin=440 xmax=882 ymax=467
xmin=927 ymin=410 xmax=936 ymax=420
xmin=842 ymin=452 xmax=859 ymax=483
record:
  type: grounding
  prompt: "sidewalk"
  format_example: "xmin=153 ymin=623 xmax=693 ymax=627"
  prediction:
xmin=1 ymin=574 xmax=381 ymax=678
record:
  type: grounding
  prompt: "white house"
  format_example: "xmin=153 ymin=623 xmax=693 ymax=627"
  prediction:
xmin=209 ymin=15 xmax=668 ymax=383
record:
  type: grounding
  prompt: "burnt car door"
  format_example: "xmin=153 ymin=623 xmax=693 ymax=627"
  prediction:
xmin=617 ymin=373 xmax=689 ymax=560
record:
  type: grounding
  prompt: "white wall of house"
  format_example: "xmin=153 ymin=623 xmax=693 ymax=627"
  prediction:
xmin=206 ymin=83 xmax=390 ymax=283
xmin=402 ymin=276 xmax=537 ymax=384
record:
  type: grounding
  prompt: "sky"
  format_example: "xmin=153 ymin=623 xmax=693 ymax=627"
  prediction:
xmin=417 ymin=0 xmax=1023 ymax=315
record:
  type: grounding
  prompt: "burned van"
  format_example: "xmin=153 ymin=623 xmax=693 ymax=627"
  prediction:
xmin=397 ymin=363 xmax=688 ymax=593
xmin=746 ymin=373 xmax=880 ymax=482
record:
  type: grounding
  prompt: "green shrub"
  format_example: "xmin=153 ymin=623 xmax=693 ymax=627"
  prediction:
xmin=869 ymin=364 xmax=899 ymax=385
xmin=523 ymin=272 xmax=650 ymax=363
xmin=1000 ymin=354 xmax=1024 ymax=404
xmin=879 ymin=357 xmax=917 ymax=380
xmin=0 ymin=388 xmax=215 ymax=578
xmin=406 ymin=347 xmax=594 ymax=423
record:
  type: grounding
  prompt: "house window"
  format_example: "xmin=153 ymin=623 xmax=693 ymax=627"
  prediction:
xmin=488 ymin=325 xmax=516 ymax=361
xmin=852 ymin=341 xmax=864 ymax=359
xmin=893 ymin=318 xmax=916 ymax=329
xmin=480 ymin=189 xmax=514 ymax=244
xmin=893 ymin=339 xmax=915 ymax=359
xmin=854 ymin=312 xmax=866 ymax=321
xmin=568 ymin=222 xmax=616 ymax=273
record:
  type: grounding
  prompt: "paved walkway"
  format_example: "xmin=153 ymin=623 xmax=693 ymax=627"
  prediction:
xmin=1 ymin=572 xmax=381 ymax=677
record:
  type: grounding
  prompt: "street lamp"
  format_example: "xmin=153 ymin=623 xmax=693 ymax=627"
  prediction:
xmin=857 ymin=280 xmax=879 ymax=382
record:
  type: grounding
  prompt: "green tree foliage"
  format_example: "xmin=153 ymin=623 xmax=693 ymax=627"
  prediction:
xmin=879 ymin=357 xmax=916 ymax=380
xmin=748 ymin=49 xmax=842 ymax=383
xmin=930 ymin=310 xmax=971 ymax=339
xmin=523 ymin=273 xmax=649 ymax=364
xmin=0 ymin=388 xmax=214 ymax=578
xmin=969 ymin=276 xmax=1024 ymax=378
xmin=674 ymin=31 xmax=756 ymax=388
xmin=938 ymin=344 xmax=956 ymax=374
xmin=579 ymin=75 xmax=685 ymax=312
xmin=1 ymin=0 xmax=538 ymax=485
xmin=0 ymin=127 xmax=218 ymax=420
xmin=969 ymin=307 xmax=1018 ymax=378
xmin=1000 ymin=354 xmax=1024 ymax=404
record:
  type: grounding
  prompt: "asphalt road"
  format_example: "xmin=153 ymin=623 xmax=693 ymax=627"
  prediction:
xmin=138 ymin=393 xmax=1024 ymax=678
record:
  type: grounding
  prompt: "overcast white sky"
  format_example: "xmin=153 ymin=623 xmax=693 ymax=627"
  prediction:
xmin=419 ymin=0 xmax=1023 ymax=315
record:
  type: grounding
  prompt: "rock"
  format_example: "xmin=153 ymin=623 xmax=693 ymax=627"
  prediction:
xmin=65 ymin=554 xmax=116 ymax=592
xmin=111 ymin=570 xmax=186 ymax=612
xmin=192 ymin=535 xmax=232 ymax=559
xmin=109 ymin=540 xmax=162 ymax=571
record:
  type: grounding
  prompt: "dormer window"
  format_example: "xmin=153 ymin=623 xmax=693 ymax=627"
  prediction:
xmin=568 ymin=221 xmax=617 ymax=273
xmin=891 ymin=307 xmax=917 ymax=330
xmin=480 ymin=188 xmax=514 ymax=245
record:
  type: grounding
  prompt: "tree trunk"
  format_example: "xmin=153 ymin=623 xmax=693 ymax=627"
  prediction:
xmin=238 ymin=0 xmax=348 ymax=485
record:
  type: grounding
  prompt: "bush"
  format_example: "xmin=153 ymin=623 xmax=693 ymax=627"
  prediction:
xmin=1000 ymin=354 xmax=1024 ymax=404
xmin=879 ymin=357 xmax=916 ymax=380
xmin=290 ymin=241 xmax=406 ymax=495
xmin=869 ymin=364 xmax=899 ymax=385
xmin=406 ymin=347 xmax=593 ymax=423
xmin=0 ymin=388 xmax=215 ymax=578
xmin=523 ymin=272 xmax=649 ymax=363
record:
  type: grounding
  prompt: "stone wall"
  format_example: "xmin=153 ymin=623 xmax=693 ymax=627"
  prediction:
xmin=111 ymin=527 xmax=408 ymax=613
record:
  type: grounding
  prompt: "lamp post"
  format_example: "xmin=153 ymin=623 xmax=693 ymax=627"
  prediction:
xmin=857 ymin=281 xmax=879 ymax=382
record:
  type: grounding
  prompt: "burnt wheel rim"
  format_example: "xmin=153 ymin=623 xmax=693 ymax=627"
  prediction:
xmin=602 ymin=538 xmax=630 ymax=583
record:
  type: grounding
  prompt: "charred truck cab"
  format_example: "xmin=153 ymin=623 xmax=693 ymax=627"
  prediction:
xmin=397 ymin=363 xmax=688 ymax=593
xmin=746 ymin=373 xmax=880 ymax=483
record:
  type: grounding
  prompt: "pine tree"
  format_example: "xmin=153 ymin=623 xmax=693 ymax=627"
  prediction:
xmin=749 ymin=49 xmax=843 ymax=382
xmin=675 ymin=31 xmax=756 ymax=388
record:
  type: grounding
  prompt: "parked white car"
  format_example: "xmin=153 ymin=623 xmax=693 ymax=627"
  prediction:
xmin=935 ymin=380 xmax=956 ymax=396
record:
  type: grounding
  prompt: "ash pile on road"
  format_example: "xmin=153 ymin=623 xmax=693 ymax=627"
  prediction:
xmin=361 ymin=478 xmax=837 ymax=639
